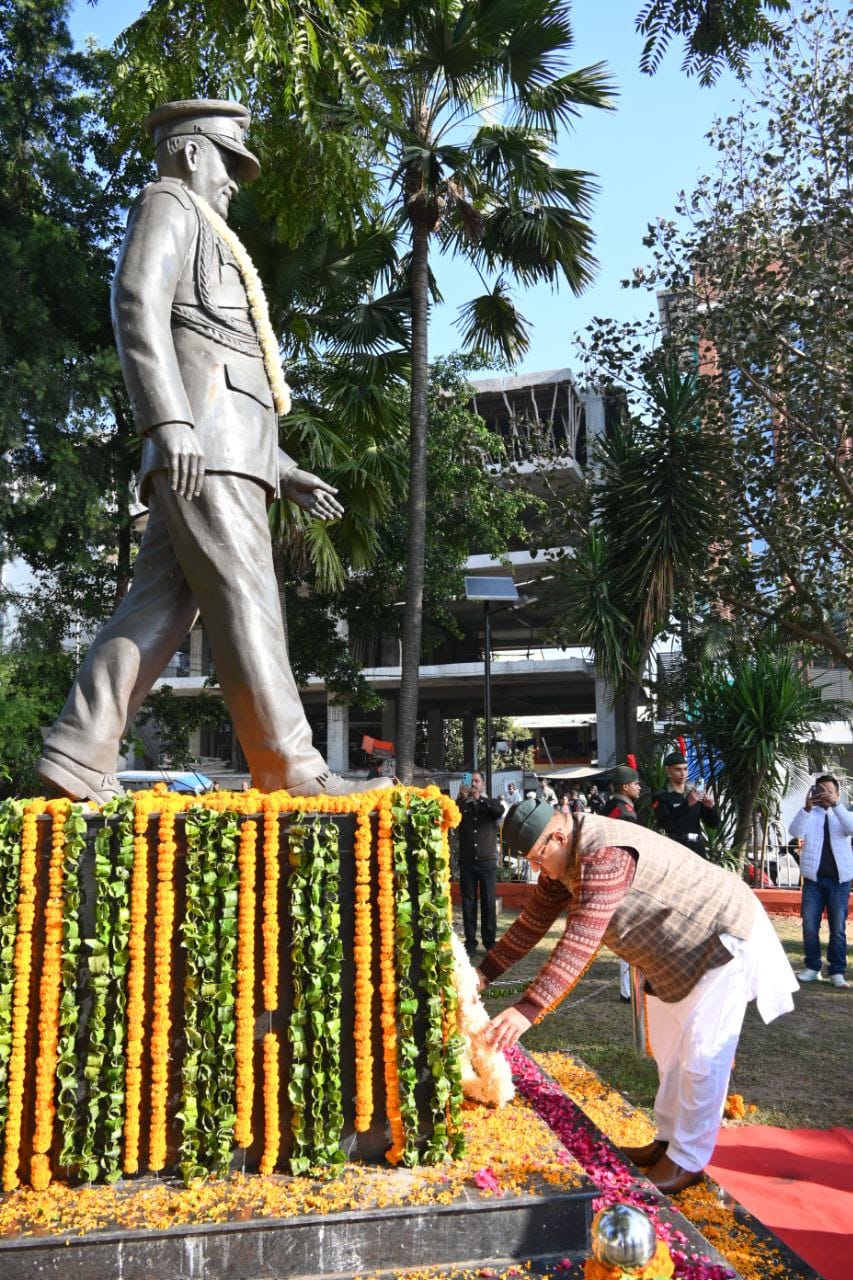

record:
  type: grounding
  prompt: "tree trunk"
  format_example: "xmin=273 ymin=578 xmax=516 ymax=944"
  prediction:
xmin=734 ymin=768 xmax=765 ymax=870
xmin=396 ymin=218 xmax=431 ymax=783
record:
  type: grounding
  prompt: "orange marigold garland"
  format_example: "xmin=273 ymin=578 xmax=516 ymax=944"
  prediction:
xmin=123 ymin=791 xmax=153 ymax=1175
xmin=148 ymin=802 xmax=178 ymax=1172
xmin=352 ymin=804 xmax=374 ymax=1132
xmin=235 ymin=818 xmax=257 ymax=1149
xmin=3 ymin=797 xmax=46 ymax=1191
xmin=30 ymin=799 xmax=70 ymax=1190
xmin=376 ymin=796 xmax=405 ymax=1165
xmin=259 ymin=1031 xmax=280 ymax=1174
xmin=261 ymin=797 xmax=280 ymax=1012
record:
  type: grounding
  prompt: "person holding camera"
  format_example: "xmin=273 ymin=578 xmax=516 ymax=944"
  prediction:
xmin=457 ymin=772 xmax=505 ymax=959
xmin=788 ymin=775 xmax=853 ymax=987
xmin=651 ymin=742 xmax=720 ymax=855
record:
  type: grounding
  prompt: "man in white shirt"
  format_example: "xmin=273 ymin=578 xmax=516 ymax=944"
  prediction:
xmin=788 ymin=775 xmax=853 ymax=988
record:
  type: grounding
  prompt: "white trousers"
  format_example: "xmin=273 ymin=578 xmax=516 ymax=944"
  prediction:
xmin=645 ymin=907 xmax=797 ymax=1173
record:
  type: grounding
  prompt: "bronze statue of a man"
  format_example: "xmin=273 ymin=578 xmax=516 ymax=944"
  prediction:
xmin=38 ymin=100 xmax=388 ymax=804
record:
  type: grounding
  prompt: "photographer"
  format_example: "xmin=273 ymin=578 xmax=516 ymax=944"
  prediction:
xmin=789 ymin=776 xmax=853 ymax=987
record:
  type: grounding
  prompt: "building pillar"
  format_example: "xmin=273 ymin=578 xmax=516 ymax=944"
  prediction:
xmin=189 ymin=624 xmax=204 ymax=677
xmin=327 ymin=700 xmax=349 ymax=774
xmin=595 ymin=675 xmax=618 ymax=769
xmin=426 ymin=707 xmax=444 ymax=770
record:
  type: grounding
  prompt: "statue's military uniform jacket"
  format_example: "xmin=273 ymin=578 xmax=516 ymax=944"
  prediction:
xmin=111 ymin=178 xmax=293 ymax=501
xmin=570 ymin=814 xmax=756 ymax=1002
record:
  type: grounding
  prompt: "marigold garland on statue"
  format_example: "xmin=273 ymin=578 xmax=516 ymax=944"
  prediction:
xmin=30 ymin=799 xmax=71 ymax=1190
xmin=352 ymin=805 xmax=374 ymax=1132
xmin=259 ymin=1032 xmax=280 ymax=1174
xmin=149 ymin=802 xmax=178 ymax=1171
xmin=123 ymin=792 xmax=154 ymax=1175
xmin=376 ymin=796 xmax=405 ymax=1165
xmin=3 ymin=798 xmax=46 ymax=1191
xmin=235 ymin=819 xmax=257 ymax=1150
xmin=261 ymin=796 xmax=280 ymax=1012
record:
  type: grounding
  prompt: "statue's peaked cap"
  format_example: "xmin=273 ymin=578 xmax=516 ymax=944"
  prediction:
xmin=144 ymin=99 xmax=260 ymax=183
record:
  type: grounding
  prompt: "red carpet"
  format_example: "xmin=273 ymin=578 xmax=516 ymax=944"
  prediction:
xmin=708 ymin=1126 xmax=853 ymax=1280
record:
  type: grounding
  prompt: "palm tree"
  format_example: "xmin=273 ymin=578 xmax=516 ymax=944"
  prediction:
xmin=547 ymin=355 xmax=726 ymax=757
xmin=364 ymin=0 xmax=613 ymax=780
xmin=685 ymin=644 xmax=846 ymax=862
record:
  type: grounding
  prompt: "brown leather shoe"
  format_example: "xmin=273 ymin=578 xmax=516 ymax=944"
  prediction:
xmin=287 ymin=771 xmax=393 ymax=797
xmin=646 ymin=1153 xmax=704 ymax=1194
xmin=620 ymin=1138 xmax=668 ymax=1167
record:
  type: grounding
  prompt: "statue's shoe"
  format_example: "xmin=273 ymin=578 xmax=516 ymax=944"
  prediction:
xmin=287 ymin=771 xmax=394 ymax=797
xmin=37 ymin=752 xmax=123 ymax=805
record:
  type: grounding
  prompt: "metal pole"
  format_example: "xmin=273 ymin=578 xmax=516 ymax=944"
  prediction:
xmin=484 ymin=602 xmax=493 ymax=798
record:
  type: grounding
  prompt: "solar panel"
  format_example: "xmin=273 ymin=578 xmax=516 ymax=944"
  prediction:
xmin=463 ymin=576 xmax=519 ymax=601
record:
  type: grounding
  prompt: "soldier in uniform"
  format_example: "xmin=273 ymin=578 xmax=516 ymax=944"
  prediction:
xmin=603 ymin=761 xmax=641 ymax=824
xmin=651 ymin=743 xmax=720 ymax=855
xmin=38 ymin=100 xmax=390 ymax=804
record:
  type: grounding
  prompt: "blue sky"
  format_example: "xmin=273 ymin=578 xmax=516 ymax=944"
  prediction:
xmin=69 ymin=1 xmax=766 ymax=377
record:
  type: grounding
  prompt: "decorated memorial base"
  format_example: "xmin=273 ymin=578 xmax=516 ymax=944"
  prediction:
xmin=0 ymin=790 xmax=823 ymax=1280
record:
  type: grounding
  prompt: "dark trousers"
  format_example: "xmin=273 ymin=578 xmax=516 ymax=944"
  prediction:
xmin=802 ymin=876 xmax=850 ymax=975
xmin=459 ymin=861 xmax=497 ymax=954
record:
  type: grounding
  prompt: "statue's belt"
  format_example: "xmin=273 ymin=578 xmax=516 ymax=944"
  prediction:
xmin=172 ymin=304 xmax=263 ymax=359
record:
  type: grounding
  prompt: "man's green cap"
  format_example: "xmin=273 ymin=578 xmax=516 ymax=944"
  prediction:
xmin=502 ymin=797 xmax=555 ymax=858
xmin=610 ymin=764 xmax=639 ymax=785
xmin=664 ymin=750 xmax=687 ymax=766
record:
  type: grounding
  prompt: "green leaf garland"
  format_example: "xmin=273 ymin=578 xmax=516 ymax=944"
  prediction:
xmin=54 ymin=802 xmax=88 ymax=1173
xmin=287 ymin=815 xmax=345 ymax=1172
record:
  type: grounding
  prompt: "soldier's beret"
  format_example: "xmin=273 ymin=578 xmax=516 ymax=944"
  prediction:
xmin=664 ymin=750 xmax=687 ymax=766
xmin=502 ymin=797 xmax=555 ymax=858
xmin=145 ymin=99 xmax=260 ymax=183
xmin=610 ymin=764 xmax=639 ymax=785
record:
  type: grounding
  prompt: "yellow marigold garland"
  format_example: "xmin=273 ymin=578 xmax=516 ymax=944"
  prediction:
xmin=3 ymin=797 xmax=46 ymax=1192
xmin=352 ymin=803 xmax=374 ymax=1132
xmin=235 ymin=818 xmax=257 ymax=1149
xmin=123 ymin=791 xmax=154 ymax=1175
xmin=148 ymin=802 xmax=178 ymax=1172
xmin=261 ymin=797 xmax=280 ymax=1012
xmin=376 ymin=797 xmax=405 ymax=1165
xmin=30 ymin=798 xmax=70 ymax=1191
xmin=259 ymin=1032 xmax=280 ymax=1175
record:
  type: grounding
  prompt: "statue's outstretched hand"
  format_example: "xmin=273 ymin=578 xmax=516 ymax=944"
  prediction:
xmin=149 ymin=422 xmax=205 ymax=500
xmin=281 ymin=467 xmax=344 ymax=521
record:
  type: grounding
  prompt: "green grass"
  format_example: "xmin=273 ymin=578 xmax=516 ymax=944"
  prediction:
xmin=466 ymin=911 xmax=853 ymax=1131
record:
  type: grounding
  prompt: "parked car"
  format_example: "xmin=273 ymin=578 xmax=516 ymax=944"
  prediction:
xmin=117 ymin=770 xmax=214 ymax=795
